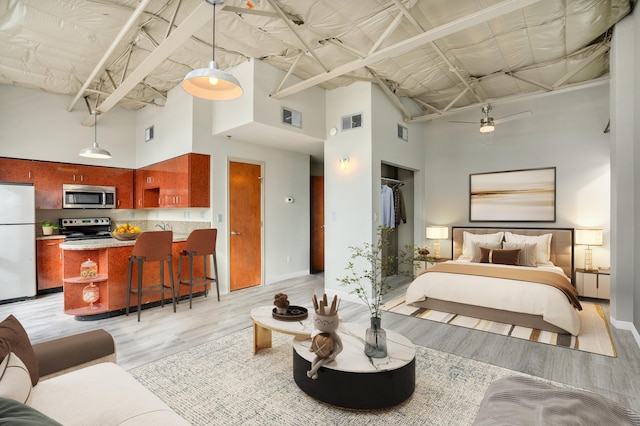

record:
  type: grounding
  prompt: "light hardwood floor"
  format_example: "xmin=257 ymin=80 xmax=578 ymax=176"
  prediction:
xmin=2 ymin=274 xmax=639 ymax=413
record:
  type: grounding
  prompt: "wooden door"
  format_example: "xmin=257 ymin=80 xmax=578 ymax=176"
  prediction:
xmin=229 ymin=161 xmax=262 ymax=290
xmin=310 ymin=176 xmax=325 ymax=272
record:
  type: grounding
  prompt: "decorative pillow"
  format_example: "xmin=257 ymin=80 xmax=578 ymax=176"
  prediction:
xmin=460 ymin=232 xmax=504 ymax=260
xmin=0 ymin=352 xmax=32 ymax=404
xmin=502 ymin=242 xmax=538 ymax=267
xmin=470 ymin=242 xmax=502 ymax=263
xmin=480 ymin=247 xmax=521 ymax=265
xmin=0 ymin=315 xmax=39 ymax=386
xmin=504 ymin=232 xmax=553 ymax=266
xmin=0 ymin=396 xmax=63 ymax=425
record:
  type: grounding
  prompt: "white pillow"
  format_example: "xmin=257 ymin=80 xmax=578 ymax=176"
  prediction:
xmin=470 ymin=241 xmax=502 ymax=263
xmin=0 ymin=352 xmax=33 ymax=404
xmin=504 ymin=232 xmax=552 ymax=265
xmin=460 ymin=232 xmax=504 ymax=260
xmin=502 ymin=242 xmax=538 ymax=267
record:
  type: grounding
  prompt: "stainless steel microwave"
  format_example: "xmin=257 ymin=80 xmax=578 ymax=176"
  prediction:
xmin=62 ymin=184 xmax=116 ymax=209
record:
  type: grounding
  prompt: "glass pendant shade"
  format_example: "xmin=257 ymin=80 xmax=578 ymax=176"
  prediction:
xmin=79 ymin=110 xmax=111 ymax=159
xmin=182 ymin=60 xmax=243 ymax=100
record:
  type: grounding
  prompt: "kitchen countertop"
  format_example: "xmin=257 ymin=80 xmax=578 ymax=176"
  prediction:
xmin=59 ymin=234 xmax=189 ymax=250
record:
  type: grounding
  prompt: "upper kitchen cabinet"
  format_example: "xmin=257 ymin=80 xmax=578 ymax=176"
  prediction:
xmin=135 ymin=153 xmax=210 ymax=209
xmin=0 ymin=158 xmax=35 ymax=183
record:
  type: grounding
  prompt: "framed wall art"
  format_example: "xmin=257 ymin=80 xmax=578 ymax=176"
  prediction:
xmin=469 ymin=167 xmax=556 ymax=222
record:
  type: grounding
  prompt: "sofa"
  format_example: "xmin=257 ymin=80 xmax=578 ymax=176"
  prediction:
xmin=0 ymin=314 xmax=191 ymax=425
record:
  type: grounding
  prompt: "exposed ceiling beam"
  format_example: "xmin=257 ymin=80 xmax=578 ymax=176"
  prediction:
xmin=81 ymin=0 xmax=215 ymax=125
xmin=367 ymin=67 xmax=413 ymax=120
xmin=68 ymin=0 xmax=153 ymax=112
xmin=270 ymin=0 xmax=543 ymax=99
xmin=223 ymin=5 xmax=302 ymax=24
xmin=552 ymin=42 xmax=610 ymax=89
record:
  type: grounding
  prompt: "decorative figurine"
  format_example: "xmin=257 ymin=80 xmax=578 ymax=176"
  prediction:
xmin=274 ymin=293 xmax=290 ymax=315
xmin=307 ymin=294 xmax=342 ymax=380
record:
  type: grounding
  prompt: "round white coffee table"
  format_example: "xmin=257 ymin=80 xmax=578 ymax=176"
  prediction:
xmin=292 ymin=322 xmax=416 ymax=409
xmin=249 ymin=306 xmax=313 ymax=354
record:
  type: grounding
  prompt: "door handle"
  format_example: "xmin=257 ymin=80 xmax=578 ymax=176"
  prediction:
xmin=231 ymin=231 xmax=241 ymax=235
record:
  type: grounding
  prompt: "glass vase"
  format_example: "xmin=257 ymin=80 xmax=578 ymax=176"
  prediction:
xmin=364 ymin=316 xmax=387 ymax=358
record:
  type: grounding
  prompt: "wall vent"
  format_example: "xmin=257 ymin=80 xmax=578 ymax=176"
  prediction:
xmin=282 ymin=107 xmax=302 ymax=128
xmin=397 ymin=124 xmax=408 ymax=141
xmin=341 ymin=113 xmax=362 ymax=131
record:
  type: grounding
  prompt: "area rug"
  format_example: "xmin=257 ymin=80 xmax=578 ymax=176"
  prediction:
xmin=129 ymin=327 xmax=566 ymax=426
xmin=381 ymin=296 xmax=616 ymax=357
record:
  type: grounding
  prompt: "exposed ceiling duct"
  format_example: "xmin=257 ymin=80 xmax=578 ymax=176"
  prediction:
xmin=0 ymin=0 xmax=631 ymax=124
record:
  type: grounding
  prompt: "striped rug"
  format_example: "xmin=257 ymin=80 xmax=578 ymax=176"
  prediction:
xmin=381 ymin=296 xmax=616 ymax=357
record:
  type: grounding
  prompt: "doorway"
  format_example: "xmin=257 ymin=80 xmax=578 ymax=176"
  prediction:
xmin=229 ymin=160 xmax=262 ymax=291
xmin=310 ymin=175 xmax=324 ymax=272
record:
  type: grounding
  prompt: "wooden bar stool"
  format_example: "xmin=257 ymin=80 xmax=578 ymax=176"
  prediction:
xmin=126 ymin=231 xmax=176 ymax=321
xmin=177 ymin=228 xmax=219 ymax=308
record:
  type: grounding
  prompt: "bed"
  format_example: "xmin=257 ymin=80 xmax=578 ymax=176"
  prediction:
xmin=405 ymin=227 xmax=581 ymax=335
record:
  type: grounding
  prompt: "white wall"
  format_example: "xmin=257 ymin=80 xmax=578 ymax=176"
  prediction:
xmin=423 ymin=85 xmax=611 ymax=271
xmin=0 ymin=85 xmax=136 ymax=168
xmin=610 ymin=10 xmax=639 ymax=339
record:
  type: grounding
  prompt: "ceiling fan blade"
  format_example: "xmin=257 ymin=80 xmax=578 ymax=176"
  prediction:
xmin=494 ymin=110 xmax=532 ymax=125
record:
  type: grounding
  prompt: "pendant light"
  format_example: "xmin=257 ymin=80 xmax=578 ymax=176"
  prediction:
xmin=182 ymin=0 xmax=243 ymax=100
xmin=79 ymin=110 xmax=112 ymax=159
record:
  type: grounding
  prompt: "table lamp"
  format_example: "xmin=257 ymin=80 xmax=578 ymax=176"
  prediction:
xmin=575 ymin=228 xmax=603 ymax=271
xmin=426 ymin=226 xmax=448 ymax=259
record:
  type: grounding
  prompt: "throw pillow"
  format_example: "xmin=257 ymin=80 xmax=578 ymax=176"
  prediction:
xmin=502 ymin=242 xmax=538 ymax=267
xmin=479 ymin=247 xmax=521 ymax=265
xmin=470 ymin=242 xmax=502 ymax=263
xmin=0 ymin=315 xmax=39 ymax=386
xmin=0 ymin=396 xmax=63 ymax=426
xmin=504 ymin=232 xmax=553 ymax=265
xmin=0 ymin=352 xmax=33 ymax=404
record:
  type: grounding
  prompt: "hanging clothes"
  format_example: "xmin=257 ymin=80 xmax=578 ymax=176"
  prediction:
xmin=381 ymin=184 xmax=395 ymax=228
xmin=394 ymin=187 xmax=407 ymax=226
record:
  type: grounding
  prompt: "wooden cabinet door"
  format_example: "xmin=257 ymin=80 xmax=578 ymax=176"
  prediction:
xmin=37 ymin=238 xmax=64 ymax=291
xmin=188 ymin=153 xmax=210 ymax=208
xmin=0 ymin=158 xmax=34 ymax=183
xmin=31 ymin=161 xmax=64 ymax=209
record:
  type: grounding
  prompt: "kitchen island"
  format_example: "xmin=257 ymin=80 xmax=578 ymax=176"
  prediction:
xmin=60 ymin=235 xmax=207 ymax=320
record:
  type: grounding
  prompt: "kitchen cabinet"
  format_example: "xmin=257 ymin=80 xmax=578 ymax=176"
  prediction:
xmin=0 ymin=158 xmax=35 ymax=183
xmin=135 ymin=153 xmax=210 ymax=209
xmin=37 ymin=238 xmax=64 ymax=292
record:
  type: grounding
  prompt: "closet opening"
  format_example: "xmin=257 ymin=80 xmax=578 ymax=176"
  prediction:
xmin=381 ymin=163 xmax=415 ymax=279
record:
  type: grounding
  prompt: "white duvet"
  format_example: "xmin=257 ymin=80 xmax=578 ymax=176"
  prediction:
xmin=405 ymin=261 xmax=580 ymax=335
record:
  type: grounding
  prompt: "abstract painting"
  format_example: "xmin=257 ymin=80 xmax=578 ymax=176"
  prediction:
xmin=469 ymin=167 xmax=556 ymax=222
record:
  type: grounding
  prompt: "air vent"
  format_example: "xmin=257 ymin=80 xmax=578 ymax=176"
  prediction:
xmin=282 ymin=107 xmax=301 ymax=128
xmin=397 ymin=124 xmax=408 ymax=141
xmin=341 ymin=113 xmax=362 ymax=131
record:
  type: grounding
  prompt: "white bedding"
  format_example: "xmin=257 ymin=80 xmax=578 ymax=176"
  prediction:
xmin=405 ymin=261 xmax=580 ymax=335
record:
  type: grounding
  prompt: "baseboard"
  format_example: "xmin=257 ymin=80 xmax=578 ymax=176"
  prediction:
xmin=609 ymin=315 xmax=640 ymax=349
xmin=265 ymin=270 xmax=310 ymax=285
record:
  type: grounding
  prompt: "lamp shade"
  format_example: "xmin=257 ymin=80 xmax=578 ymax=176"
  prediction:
xmin=575 ymin=228 xmax=603 ymax=246
xmin=182 ymin=61 xmax=243 ymax=100
xmin=79 ymin=143 xmax=111 ymax=159
xmin=426 ymin=226 xmax=448 ymax=240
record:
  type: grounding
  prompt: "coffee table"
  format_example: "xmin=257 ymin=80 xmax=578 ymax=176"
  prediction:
xmin=292 ymin=322 xmax=416 ymax=409
xmin=249 ymin=306 xmax=313 ymax=354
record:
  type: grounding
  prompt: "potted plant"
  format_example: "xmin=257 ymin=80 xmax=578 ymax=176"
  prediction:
xmin=41 ymin=220 xmax=59 ymax=236
xmin=338 ymin=226 xmax=415 ymax=358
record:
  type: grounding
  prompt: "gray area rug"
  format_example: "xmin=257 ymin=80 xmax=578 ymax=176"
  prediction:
xmin=129 ymin=327 xmax=554 ymax=426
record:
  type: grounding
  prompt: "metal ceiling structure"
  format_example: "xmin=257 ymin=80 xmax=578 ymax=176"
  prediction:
xmin=0 ymin=0 xmax=632 ymax=125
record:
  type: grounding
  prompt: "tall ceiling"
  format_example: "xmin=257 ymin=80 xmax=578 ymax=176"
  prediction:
xmin=0 ymin=0 xmax=633 ymax=125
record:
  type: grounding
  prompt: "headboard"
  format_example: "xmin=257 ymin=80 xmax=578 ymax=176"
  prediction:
xmin=451 ymin=227 xmax=574 ymax=280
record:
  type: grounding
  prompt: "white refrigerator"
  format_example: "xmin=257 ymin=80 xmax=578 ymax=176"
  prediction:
xmin=0 ymin=183 xmax=37 ymax=302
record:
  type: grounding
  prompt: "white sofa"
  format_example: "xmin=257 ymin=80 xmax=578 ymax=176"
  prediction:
xmin=0 ymin=315 xmax=190 ymax=425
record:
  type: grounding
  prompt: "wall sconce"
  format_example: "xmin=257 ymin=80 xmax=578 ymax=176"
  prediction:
xmin=426 ymin=226 xmax=448 ymax=259
xmin=575 ymin=228 xmax=603 ymax=271
xmin=340 ymin=157 xmax=350 ymax=170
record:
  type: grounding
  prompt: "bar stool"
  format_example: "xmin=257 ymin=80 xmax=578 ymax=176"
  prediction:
xmin=177 ymin=228 xmax=219 ymax=308
xmin=126 ymin=231 xmax=176 ymax=321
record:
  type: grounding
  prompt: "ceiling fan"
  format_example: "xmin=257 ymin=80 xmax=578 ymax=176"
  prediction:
xmin=450 ymin=104 xmax=532 ymax=133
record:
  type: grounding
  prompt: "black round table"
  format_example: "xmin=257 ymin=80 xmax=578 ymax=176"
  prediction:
xmin=292 ymin=322 xmax=416 ymax=409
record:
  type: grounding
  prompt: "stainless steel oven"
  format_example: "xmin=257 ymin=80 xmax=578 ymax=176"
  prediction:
xmin=62 ymin=184 xmax=116 ymax=209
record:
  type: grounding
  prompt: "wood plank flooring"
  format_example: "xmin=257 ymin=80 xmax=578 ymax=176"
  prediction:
xmin=1 ymin=274 xmax=639 ymax=414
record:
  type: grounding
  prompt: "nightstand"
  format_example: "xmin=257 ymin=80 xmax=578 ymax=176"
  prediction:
xmin=575 ymin=268 xmax=610 ymax=299
xmin=415 ymin=258 xmax=451 ymax=275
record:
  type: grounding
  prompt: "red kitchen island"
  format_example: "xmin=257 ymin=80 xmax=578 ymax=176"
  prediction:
xmin=59 ymin=235 xmax=207 ymax=320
